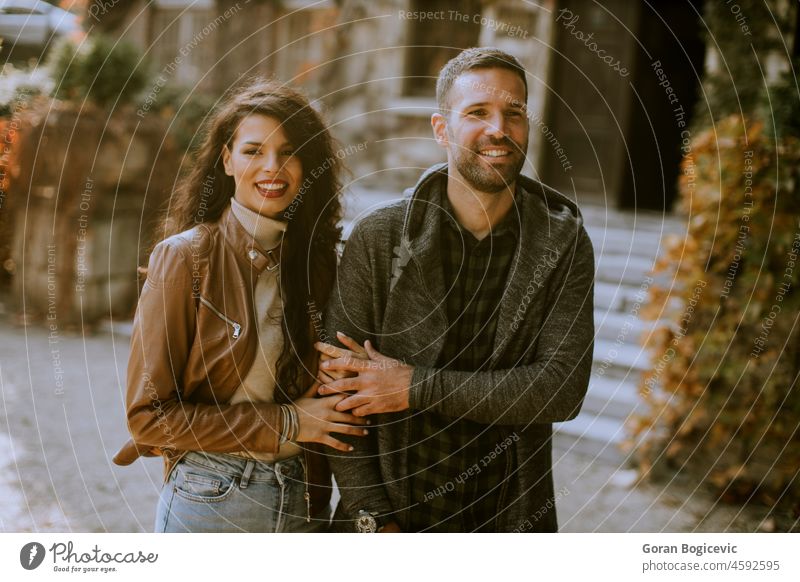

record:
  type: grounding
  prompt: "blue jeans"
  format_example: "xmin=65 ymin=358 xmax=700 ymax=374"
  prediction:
xmin=154 ymin=451 xmax=329 ymax=532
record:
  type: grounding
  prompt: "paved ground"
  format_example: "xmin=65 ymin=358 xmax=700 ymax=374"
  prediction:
xmin=0 ymin=181 xmax=789 ymax=533
xmin=0 ymin=317 xmax=781 ymax=533
xmin=0 ymin=318 xmax=162 ymax=532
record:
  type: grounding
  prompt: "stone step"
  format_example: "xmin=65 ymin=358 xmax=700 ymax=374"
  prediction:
xmin=594 ymin=309 xmax=657 ymax=344
xmin=553 ymin=412 xmax=629 ymax=465
xmin=581 ymin=375 xmax=643 ymax=422
xmin=580 ymin=204 xmax=687 ymax=234
xmin=585 ymin=225 xmax=667 ymax=259
xmin=591 ymin=339 xmax=652 ymax=382
xmin=595 ymin=254 xmax=657 ymax=286
xmin=594 ymin=281 xmax=653 ymax=314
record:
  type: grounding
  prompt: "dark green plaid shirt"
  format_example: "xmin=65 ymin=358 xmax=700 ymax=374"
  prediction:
xmin=406 ymin=184 xmax=520 ymax=532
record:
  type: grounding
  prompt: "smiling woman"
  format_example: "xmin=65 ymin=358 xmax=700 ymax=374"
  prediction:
xmin=113 ymin=78 xmax=370 ymax=532
xmin=221 ymin=114 xmax=304 ymax=219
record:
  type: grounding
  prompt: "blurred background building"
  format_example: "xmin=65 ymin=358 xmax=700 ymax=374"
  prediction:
xmin=1 ymin=0 xmax=798 ymax=532
xmin=83 ymin=0 xmax=710 ymax=212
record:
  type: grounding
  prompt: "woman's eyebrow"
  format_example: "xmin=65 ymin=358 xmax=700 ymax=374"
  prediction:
xmin=240 ymin=140 xmax=292 ymax=147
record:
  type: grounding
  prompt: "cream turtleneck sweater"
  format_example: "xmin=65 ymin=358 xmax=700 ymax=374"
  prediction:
xmin=229 ymin=198 xmax=301 ymax=461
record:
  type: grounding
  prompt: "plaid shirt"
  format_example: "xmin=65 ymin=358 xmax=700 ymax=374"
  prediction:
xmin=405 ymin=183 xmax=520 ymax=532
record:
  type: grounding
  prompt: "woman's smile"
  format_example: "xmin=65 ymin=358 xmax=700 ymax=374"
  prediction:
xmin=222 ymin=114 xmax=303 ymax=218
xmin=255 ymin=178 xmax=290 ymax=198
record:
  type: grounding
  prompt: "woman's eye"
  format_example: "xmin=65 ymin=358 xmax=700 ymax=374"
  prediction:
xmin=469 ymin=110 xmax=486 ymax=117
xmin=281 ymin=150 xmax=295 ymax=157
xmin=244 ymin=149 xmax=260 ymax=156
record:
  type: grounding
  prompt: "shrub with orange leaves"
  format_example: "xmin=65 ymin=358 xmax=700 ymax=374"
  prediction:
xmin=630 ymin=115 xmax=800 ymax=517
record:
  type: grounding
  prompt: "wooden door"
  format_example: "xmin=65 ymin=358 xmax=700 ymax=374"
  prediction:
xmin=541 ymin=0 xmax=638 ymax=204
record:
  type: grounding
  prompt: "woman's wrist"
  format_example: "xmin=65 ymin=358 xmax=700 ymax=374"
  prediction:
xmin=279 ymin=403 xmax=300 ymax=444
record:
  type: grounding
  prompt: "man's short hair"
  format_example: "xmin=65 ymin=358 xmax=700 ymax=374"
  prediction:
xmin=436 ymin=47 xmax=528 ymax=114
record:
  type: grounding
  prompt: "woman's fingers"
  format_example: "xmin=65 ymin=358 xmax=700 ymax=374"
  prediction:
xmin=317 ymin=370 xmax=336 ymax=384
xmin=320 ymin=435 xmax=353 ymax=452
xmin=315 ymin=341 xmax=352 ymax=359
xmin=301 ymin=381 xmax=320 ymax=399
xmin=330 ymin=422 xmax=370 ymax=437
xmin=336 ymin=332 xmax=368 ymax=357
xmin=314 ymin=342 xmax=341 ymax=358
xmin=332 ymin=411 xmax=369 ymax=425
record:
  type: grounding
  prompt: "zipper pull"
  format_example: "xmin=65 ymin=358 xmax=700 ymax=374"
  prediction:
xmin=232 ymin=323 xmax=241 ymax=339
xmin=304 ymin=490 xmax=311 ymax=523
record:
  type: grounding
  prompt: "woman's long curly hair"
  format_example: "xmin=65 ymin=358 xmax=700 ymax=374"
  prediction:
xmin=156 ymin=78 xmax=343 ymax=402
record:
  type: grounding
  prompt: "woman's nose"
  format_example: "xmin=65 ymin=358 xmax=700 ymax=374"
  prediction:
xmin=260 ymin=151 xmax=281 ymax=173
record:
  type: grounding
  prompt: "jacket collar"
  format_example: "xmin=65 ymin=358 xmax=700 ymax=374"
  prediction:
xmin=395 ymin=163 xmax=586 ymax=364
xmin=401 ymin=162 xmax=584 ymax=245
xmin=219 ymin=203 xmax=281 ymax=275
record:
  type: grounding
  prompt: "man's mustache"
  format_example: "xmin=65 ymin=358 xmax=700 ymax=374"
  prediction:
xmin=474 ymin=136 xmax=524 ymax=152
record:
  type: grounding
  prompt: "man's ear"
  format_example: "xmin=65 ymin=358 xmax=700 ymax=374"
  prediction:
xmin=431 ymin=113 xmax=449 ymax=148
xmin=222 ymin=144 xmax=233 ymax=176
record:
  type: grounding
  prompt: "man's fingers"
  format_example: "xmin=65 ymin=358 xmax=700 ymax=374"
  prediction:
xmin=319 ymin=376 xmax=364 ymax=394
xmin=320 ymin=355 xmax=365 ymax=373
xmin=364 ymin=339 xmax=383 ymax=360
xmin=318 ymin=377 xmax=360 ymax=395
xmin=335 ymin=394 xmax=369 ymax=412
xmin=352 ymin=404 xmax=374 ymax=417
xmin=336 ymin=332 xmax=368 ymax=357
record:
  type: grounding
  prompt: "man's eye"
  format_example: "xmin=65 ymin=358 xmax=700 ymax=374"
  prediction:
xmin=281 ymin=150 xmax=295 ymax=156
xmin=244 ymin=149 xmax=260 ymax=156
xmin=468 ymin=110 xmax=487 ymax=117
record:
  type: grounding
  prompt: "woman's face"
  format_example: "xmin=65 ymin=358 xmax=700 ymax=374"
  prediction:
xmin=222 ymin=114 xmax=303 ymax=219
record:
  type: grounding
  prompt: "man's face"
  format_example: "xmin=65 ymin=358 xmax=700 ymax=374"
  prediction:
xmin=433 ymin=68 xmax=529 ymax=194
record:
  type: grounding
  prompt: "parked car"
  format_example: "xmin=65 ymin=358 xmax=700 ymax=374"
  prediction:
xmin=0 ymin=0 xmax=78 ymax=60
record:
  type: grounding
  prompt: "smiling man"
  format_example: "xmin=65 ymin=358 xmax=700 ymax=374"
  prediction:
xmin=319 ymin=47 xmax=595 ymax=532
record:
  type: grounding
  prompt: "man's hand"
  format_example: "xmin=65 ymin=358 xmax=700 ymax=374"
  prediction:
xmin=315 ymin=332 xmax=368 ymax=384
xmin=317 ymin=338 xmax=413 ymax=416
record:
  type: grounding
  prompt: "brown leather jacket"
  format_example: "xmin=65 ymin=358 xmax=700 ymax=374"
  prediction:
xmin=112 ymin=204 xmax=332 ymax=518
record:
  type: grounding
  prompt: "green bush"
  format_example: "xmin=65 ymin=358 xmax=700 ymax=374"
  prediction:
xmin=47 ymin=35 xmax=149 ymax=108
xmin=632 ymin=116 xmax=799 ymax=514
xmin=631 ymin=0 xmax=799 ymax=522
xmin=141 ymin=83 xmax=219 ymax=156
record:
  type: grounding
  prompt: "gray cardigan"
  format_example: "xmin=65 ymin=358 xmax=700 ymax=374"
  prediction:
xmin=324 ymin=163 xmax=595 ymax=532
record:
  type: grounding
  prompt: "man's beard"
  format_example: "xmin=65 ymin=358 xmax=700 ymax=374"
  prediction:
xmin=451 ymin=136 xmax=527 ymax=193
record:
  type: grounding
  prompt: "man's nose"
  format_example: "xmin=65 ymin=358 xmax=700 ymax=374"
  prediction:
xmin=483 ymin=113 xmax=507 ymax=138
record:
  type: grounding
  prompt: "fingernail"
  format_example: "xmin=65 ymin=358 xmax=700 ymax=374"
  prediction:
xmin=363 ymin=429 xmax=369 ymax=435
xmin=348 ymin=446 xmax=354 ymax=451
xmin=366 ymin=419 xmax=372 ymax=425
xmin=321 ymin=361 xmax=329 ymax=368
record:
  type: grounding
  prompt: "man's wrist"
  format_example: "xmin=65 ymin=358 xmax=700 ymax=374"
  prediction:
xmin=355 ymin=509 xmax=391 ymax=533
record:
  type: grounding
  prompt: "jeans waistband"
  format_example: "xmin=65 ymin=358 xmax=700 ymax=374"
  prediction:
xmin=180 ymin=451 xmax=304 ymax=482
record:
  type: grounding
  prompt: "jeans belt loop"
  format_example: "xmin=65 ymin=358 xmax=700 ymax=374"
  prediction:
xmin=239 ymin=459 xmax=256 ymax=489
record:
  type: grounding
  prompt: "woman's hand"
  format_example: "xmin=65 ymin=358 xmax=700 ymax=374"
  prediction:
xmin=315 ymin=332 xmax=368 ymax=384
xmin=292 ymin=381 xmax=369 ymax=452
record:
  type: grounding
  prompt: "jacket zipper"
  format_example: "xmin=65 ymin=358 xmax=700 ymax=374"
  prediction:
xmin=199 ymin=296 xmax=242 ymax=338
xmin=302 ymin=450 xmax=311 ymax=522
